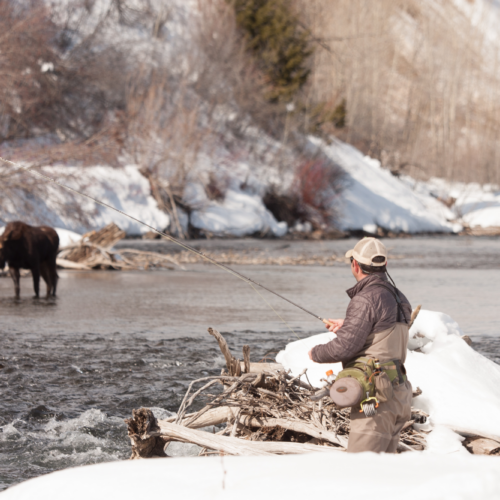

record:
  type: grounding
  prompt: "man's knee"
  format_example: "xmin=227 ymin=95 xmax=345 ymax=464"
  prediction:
xmin=347 ymin=431 xmax=392 ymax=453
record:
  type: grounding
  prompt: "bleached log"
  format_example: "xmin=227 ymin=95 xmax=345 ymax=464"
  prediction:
xmin=238 ymin=415 xmax=348 ymax=448
xmin=465 ymin=437 xmax=500 ymax=455
xmin=56 ymin=258 xmax=91 ymax=270
xmin=160 ymin=407 xmax=347 ymax=448
xmin=155 ymin=421 xmax=342 ymax=456
xmin=163 ymin=408 xmax=236 ymax=427
xmin=240 ymin=362 xmax=283 ymax=373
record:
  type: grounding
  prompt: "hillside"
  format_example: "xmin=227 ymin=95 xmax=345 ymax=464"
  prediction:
xmin=1 ymin=0 xmax=499 ymax=237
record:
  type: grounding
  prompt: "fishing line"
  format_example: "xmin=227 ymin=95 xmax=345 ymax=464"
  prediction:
xmin=0 ymin=156 xmax=332 ymax=332
xmin=248 ymin=282 xmax=300 ymax=338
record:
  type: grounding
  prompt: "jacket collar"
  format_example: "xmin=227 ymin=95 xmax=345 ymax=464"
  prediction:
xmin=346 ymin=273 xmax=388 ymax=299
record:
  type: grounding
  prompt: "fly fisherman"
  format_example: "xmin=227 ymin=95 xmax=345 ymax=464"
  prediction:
xmin=308 ymin=237 xmax=412 ymax=453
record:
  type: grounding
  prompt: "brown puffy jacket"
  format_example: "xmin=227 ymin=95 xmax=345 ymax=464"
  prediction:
xmin=311 ymin=273 xmax=411 ymax=364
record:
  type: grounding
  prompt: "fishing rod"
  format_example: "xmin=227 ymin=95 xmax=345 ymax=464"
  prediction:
xmin=0 ymin=156 xmax=334 ymax=328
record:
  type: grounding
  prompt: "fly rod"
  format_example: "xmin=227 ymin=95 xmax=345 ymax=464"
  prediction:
xmin=0 ymin=156 xmax=334 ymax=327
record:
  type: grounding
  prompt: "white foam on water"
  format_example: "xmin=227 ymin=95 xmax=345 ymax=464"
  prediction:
xmin=0 ymin=420 xmax=23 ymax=440
xmin=40 ymin=446 xmax=121 ymax=467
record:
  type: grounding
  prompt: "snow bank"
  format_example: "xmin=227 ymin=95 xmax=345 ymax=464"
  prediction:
xmin=407 ymin=310 xmax=500 ymax=441
xmin=401 ymin=176 xmax=500 ymax=230
xmin=0 ymin=166 xmax=170 ymax=236
xmin=309 ymin=137 xmax=457 ymax=233
xmin=55 ymin=228 xmax=82 ymax=248
xmin=454 ymin=183 xmax=500 ymax=229
xmin=187 ymin=184 xmax=287 ymax=238
xmin=3 ymin=447 xmax=500 ymax=500
xmin=277 ymin=309 xmax=500 ymax=443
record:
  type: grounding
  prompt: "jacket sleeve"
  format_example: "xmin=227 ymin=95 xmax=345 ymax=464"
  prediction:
xmin=311 ymin=295 xmax=375 ymax=364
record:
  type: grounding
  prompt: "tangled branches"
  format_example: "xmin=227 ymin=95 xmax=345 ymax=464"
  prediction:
xmin=126 ymin=328 xmax=428 ymax=458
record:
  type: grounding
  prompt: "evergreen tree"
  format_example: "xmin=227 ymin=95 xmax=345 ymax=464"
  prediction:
xmin=231 ymin=0 xmax=312 ymax=103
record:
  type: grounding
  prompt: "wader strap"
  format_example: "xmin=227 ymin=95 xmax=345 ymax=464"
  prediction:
xmin=370 ymin=283 xmax=409 ymax=324
xmin=393 ymin=360 xmax=407 ymax=384
xmin=379 ymin=359 xmax=407 ymax=385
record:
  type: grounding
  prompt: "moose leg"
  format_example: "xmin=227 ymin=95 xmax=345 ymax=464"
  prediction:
xmin=49 ymin=258 xmax=58 ymax=297
xmin=40 ymin=262 xmax=52 ymax=298
xmin=9 ymin=267 xmax=21 ymax=298
xmin=32 ymin=263 xmax=41 ymax=298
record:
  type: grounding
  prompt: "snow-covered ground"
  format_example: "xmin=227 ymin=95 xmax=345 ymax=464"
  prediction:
xmin=310 ymin=137 xmax=460 ymax=234
xmin=277 ymin=309 xmax=500 ymax=448
xmin=185 ymin=182 xmax=287 ymax=238
xmin=0 ymin=165 xmax=169 ymax=236
xmin=2 ymin=448 xmax=500 ymax=500
xmin=402 ymin=176 xmax=500 ymax=231
xmin=3 ymin=138 xmax=500 ymax=238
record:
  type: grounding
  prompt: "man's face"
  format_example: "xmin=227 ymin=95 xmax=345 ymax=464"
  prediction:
xmin=350 ymin=257 xmax=356 ymax=278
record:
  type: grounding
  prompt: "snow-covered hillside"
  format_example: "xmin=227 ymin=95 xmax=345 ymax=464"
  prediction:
xmin=310 ymin=137 xmax=459 ymax=234
xmin=4 ymin=137 xmax=500 ymax=238
xmin=0 ymin=165 xmax=169 ymax=236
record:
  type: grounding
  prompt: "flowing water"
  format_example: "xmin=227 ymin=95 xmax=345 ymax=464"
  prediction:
xmin=1 ymin=237 xmax=500 ymax=491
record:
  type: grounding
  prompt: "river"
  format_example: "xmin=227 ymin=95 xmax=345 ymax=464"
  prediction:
xmin=1 ymin=237 xmax=500 ymax=490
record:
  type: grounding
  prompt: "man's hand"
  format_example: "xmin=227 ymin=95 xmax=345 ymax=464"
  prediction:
xmin=324 ymin=318 xmax=344 ymax=333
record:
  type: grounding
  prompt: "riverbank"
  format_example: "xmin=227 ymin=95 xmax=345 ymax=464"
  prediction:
xmin=115 ymin=235 xmax=500 ymax=269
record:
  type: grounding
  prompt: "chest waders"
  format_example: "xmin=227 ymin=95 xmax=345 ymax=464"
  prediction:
xmin=328 ymin=282 xmax=409 ymax=417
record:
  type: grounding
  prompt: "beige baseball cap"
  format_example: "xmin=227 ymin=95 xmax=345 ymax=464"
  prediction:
xmin=345 ymin=237 xmax=387 ymax=266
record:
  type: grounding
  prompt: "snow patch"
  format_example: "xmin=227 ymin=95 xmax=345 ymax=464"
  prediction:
xmin=0 ymin=165 xmax=170 ymax=236
xmin=309 ymin=137 xmax=457 ymax=233
xmin=55 ymin=228 xmax=82 ymax=248
xmin=190 ymin=188 xmax=287 ymax=238
xmin=3 ymin=448 xmax=500 ymax=500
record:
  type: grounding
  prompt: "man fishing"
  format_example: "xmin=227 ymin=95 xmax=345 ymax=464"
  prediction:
xmin=308 ymin=237 xmax=413 ymax=453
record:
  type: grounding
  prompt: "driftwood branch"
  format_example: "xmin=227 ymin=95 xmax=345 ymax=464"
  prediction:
xmin=57 ymin=223 xmax=184 ymax=271
xmin=409 ymin=305 xmax=421 ymax=328
xmin=154 ymin=421 xmax=342 ymax=456
xmin=125 ymin=408 xmax=168 ymax=459
xmin=208 ymin=327 xmax=241 ymax=376
xmin=243 ymin=345 xmax=251 ymax=373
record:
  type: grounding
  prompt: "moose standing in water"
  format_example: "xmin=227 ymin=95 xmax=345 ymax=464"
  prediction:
xmin=0 ymin=221 xmax=59 ymax=298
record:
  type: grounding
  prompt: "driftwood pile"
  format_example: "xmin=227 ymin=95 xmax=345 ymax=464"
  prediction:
xmin=56 ymin=223 xmax=184 ymax=271
xmin=126 ymin=328 xmax=430 ymax=459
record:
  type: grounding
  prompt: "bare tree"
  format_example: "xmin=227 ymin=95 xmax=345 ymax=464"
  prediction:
xmin=297 ymin=0 xmax=500 ymax=183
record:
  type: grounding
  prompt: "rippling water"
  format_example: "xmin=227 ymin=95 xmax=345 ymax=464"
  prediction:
xmin=1 ymin=237 xmax=500 ymax=491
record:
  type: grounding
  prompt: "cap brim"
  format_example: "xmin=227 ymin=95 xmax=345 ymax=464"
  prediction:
xmin=345 ymin=249 xmax=354 ymax=259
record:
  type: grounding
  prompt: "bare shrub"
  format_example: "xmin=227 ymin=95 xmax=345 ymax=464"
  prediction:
xmin=0 ymin=0 xmax=128 ymax=150
xmin=264 ymin=158 xmax=344 ymax=229
xmin=125 ymin=66 xmax=210 ymax=192
xmin=193 ymin=0 xmax=289 ymax=138
xmin=293 ymin=159 xmax=343 ymax=227
xmin=263 ymin=188 xmax=303 ymax=226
